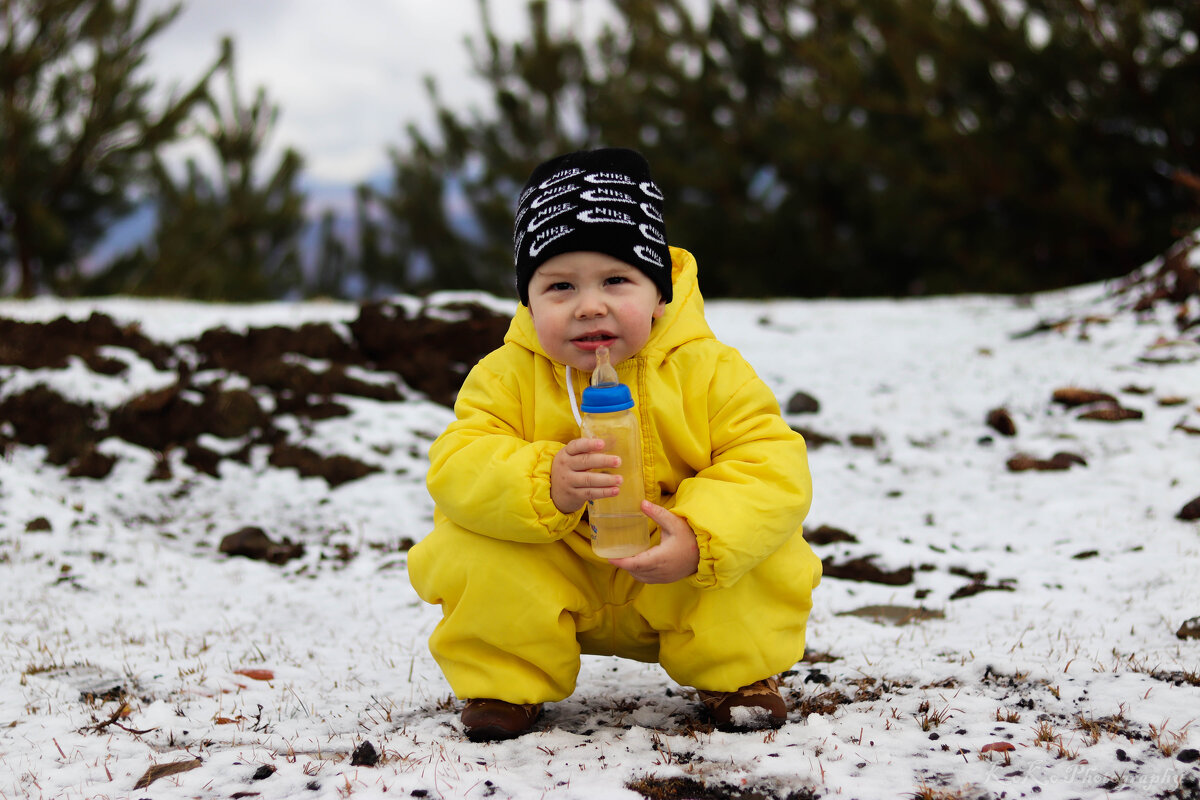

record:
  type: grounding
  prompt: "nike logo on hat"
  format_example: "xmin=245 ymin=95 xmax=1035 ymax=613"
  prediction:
xmin=528 ymin=225 xmax=574 ymax=258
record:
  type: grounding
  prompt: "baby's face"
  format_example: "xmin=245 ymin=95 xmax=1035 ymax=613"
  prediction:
xmin=527 ymin=251 xmax=665 ymax=372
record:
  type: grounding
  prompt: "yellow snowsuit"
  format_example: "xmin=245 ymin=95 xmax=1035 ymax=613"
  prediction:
xmin=408 ymin=248 xmax=821 ymax=704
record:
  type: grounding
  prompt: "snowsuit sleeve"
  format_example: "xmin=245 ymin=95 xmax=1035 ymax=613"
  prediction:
xmin=668 ymin=347 xmax=812 ymax=590
xmin=426 ymin=356 xmax=585 ymax=543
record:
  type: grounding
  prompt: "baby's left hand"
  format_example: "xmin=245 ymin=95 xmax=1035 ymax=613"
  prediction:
xmin=608 ymin=500 xmax=700 ymax=584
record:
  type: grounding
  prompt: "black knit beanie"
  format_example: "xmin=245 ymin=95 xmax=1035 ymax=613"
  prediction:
xmin=513 ymin=148 xmax=672 ymax=306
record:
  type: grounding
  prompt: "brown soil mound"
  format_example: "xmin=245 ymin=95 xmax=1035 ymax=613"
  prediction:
xmin=0 ymin=300 xmax=509 ymax=486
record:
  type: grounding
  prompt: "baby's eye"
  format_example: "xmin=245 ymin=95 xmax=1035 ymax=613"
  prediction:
xmin=549 ymin=281 xmax=573 ymax=292
xmin=604 ymin=276 xmax=629 ymax=286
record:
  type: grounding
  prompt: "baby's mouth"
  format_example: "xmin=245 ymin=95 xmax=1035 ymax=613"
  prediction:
xmin=572 ymin=332 xmax=616 ymax=350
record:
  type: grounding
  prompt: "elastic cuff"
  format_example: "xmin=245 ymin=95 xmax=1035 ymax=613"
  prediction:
xmin=531 ymin=442 xmax=586 ymax=537
xmin=687 ymin=525 xmax=718 ymax=589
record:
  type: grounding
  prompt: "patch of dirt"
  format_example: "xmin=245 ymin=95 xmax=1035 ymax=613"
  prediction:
xmin=789 ymin=426 xmax=840 ymax=449
xmin=1157 ymin=775 xmax=1200 ymax=800
xmin=1116 ymin=234 xmax=1200 ymax=331
xmin=268 ymin=443 xmax=381 ymax=487
xmin=218 ymin=526 xmax=306 ymax=565
xmin=837 ymin=605 xmax=945 ymax=626
xmin=627 ymin=775 xmax=818 ymax=800
xmin=0 ymin=384 xmax=99 ymax=465
xmin=0 ymin=300 xmax=509 ymax=486
xmin=804 ymin=524 xmax=858 ymax=545
xmin=1014 ymin=234 xmax=1200 ymax=340
xmin=820 ymin=554 xmax=914 ymax=585
xmin=950 ymin=579 xmax=1017 ymax=600
xmin=0 ymin=313 xmax=174 ymax=371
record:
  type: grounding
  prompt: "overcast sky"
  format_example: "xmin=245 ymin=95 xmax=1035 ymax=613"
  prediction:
xmin=143 ymin=1 xmax=609 ymax=187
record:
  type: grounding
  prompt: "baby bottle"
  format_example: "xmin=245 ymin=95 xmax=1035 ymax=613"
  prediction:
xmin=580 ymin=346 xmax=651 ymax=558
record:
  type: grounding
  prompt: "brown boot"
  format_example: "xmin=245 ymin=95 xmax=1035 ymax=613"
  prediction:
xmin=697 ymin=677 xmax=787 ymax=731
xmin=461 ymin=699 xmax=543 ymax=741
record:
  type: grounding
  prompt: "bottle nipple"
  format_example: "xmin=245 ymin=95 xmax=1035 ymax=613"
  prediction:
xmin=591 ymin=346 xmax=619 ymax=387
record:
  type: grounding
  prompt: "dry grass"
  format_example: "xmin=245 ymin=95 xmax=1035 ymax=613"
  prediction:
xmin=1073 ymin=705 xmax=1131 ymax=745
xmin=1148 ymin=720 xmax=1192 ymax=757
xmin=995 ymin=707 xmax=1021 ymax=723
xmin=916 ymin=701 xmax=952 ymax=731
xmin=909 ymin=780 xmax=971 ymax=800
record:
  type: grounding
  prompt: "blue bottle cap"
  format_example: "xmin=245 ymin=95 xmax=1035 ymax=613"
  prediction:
xmin=581 ymin=383 xmax=634 ymax=413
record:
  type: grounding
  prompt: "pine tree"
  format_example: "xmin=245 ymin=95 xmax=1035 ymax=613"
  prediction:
xmin=0 ymin=0 xmax=224 ymax=297
xmin=87 ymin=38 xmax=308 ymax=300
xmin=370 ymin=0 xmax=1198 ymax=298
xmin=309 ymin=209 xmax=350 ymax=298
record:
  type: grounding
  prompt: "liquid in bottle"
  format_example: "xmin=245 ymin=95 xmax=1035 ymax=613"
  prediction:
xmin=579 ymin=347 xmax=650 ymax=558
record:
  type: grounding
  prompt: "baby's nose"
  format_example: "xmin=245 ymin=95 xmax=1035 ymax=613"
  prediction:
xmin=576 ymin=291 xmax=607 ymax=317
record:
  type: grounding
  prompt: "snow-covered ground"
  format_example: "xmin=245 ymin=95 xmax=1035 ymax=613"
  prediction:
xmin=2 ymin=253 xmax=1199 ymax=799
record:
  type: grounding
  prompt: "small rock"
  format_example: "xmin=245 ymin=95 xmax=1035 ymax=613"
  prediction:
xmin=1177 ymin=748 xmax=1200 ymax=763
xmin=252 ymin=764 xmax=277 ymax=780
xmin=25 ymin=517 xmax=52 ymax=533
xmin=1046 ymin=451 xmax=1087 ymax=469
xmin=219 ymin=527 xmax=305 ymax=565
xmin=786 ymin=391 xmax=821 ymax=415
xmin=1006 ymin=454 xmax=1039 ymax=472
xmin=79 ymin=680 xmax=126 ymax=703
xmin=1052 ymin=387 xmax=1117 ymax=407
xmin=790 ymin=426 xmax=840 ymax=449
xmin=1078 ymin=406 xmax=1143 ymax=422
xmin=350 ymin=740 xmax=380 ymax=767
xmin=1006 ymin=452 xmax=1086 ymax=472
xmin=1177 ymin=496 xmax=1200 ymax=521
xmin=1176 ymin=616 xmax=1200 ymax=640
xmin=985 ymin=408 xmax=1017 ymax=437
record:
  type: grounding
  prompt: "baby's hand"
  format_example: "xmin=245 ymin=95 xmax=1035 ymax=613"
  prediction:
xmin=550 ymin=438 xmax=622 ymax=514
xmin=609 ymin=500 xmax=700 ymax=584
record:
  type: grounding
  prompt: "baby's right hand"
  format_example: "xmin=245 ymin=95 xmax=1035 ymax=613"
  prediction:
xmin=550 ymin=438 xmax=622 ymax=514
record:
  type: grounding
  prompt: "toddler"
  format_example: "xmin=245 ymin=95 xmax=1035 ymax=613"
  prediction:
xmin=408 ymin=147 xmax=821 ymax=740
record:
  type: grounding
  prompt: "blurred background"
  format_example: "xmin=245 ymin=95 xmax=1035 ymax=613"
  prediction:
xmin=1 ymin=0 xmax=1197 ymax=301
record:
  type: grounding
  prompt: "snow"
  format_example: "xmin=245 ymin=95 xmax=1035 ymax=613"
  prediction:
xmin=2 ymin=266 xmax=1199 ymax=799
